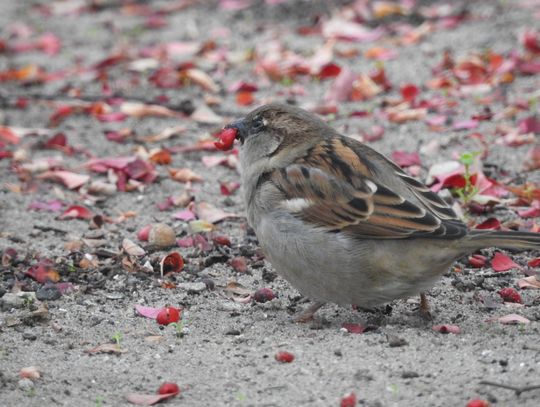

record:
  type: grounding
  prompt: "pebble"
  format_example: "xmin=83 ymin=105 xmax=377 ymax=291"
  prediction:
xmin=401 ymin=371 xmax=419 ymax=379
xmin=22 ymin=330 xmax=37 ymax=341
xmin=36 ymin=285 xmax=62 ymax=301
xmin=0 ymin=293 xmax=25 ymax=310
xmin=218 ymin=302 xmax=243 ymax=312
xmin=177 ymin=282 xmax=206 ymax=294
xmin=18 ymin=378 xmax=34 ymax=391
xmin=387 ymin=334 xmax=408 ymax=347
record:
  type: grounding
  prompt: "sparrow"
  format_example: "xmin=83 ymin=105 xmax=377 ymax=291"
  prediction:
xmin=225 ymin=103 xmax=540 ymax=320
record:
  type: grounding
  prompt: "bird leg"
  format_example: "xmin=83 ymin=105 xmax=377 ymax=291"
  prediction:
xmin=418 ymin=292 xmax=433 ymax=320
xmin=292 ymin=301 xmax=325 ymax=323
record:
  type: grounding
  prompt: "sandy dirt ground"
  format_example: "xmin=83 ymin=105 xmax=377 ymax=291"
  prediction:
xmin=1 ymin=1 xmax=540 ymax=406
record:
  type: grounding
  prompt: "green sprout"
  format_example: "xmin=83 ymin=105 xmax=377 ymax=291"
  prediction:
xmin=95 ymin=396 xmax=104 ymax=407
xmin=111 ymin=331 xmax=123 ymax=349
xmin=171 ymin=317 xmax=188 ymax=338
xmin=453 ymin=151 xmax=480 ymax=204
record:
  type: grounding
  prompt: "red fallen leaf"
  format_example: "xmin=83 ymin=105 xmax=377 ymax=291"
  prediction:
xmin=341 ymin=323 xmax=365 ymax=334
xmin=474 ymin=218 xmax=501 ymax=230
xmin=228 ymin=80 xmax=258 ymax=93
xmin=236 ymin=91 xmax=254 ymax=106
xmin=442 ymin=173 xmax=467 ymax=189
xmin=0 ymin=126 xmax=21 ymax=144
xmin=59 ymin=205 xmax=93 ymax=219
xmin=230 ymin=256 xmax=248 ymax=273
xmin=517 ymin=276 xmax=540 ymax=289
xmin=220 ymin=181 xmax=240 ymax=196
xmin=518 ymin=116 xmax=540 ymax=134
xmin=212 ymin=235 xmax=231 ymax=247
xmin=137 ymin=225 xmax=152 ymax=241
xmin=0 ymin=150 xmax=13 ymax=160
xmin=135 ymin=305 xmax=162 ymax=319
xmin=318 ymin=62 xmax=341 ymax=79
xmin=160 ymin=252 xmax=184 ymax=276
xmin=498 ymin=288 xmax=522 ymax=303
xmin=340 ymin=392 xmax=357 ymax=407
xmin=157 ymin=383 xmax=180 ymax=396
xmin=466 ymin=400 xmax=490 ymax=407
xmin=432 ymin=324 xmax=461 ymax=334
xmin=49 ymin=105 xmax=75 ymax=126
xmin=149 ymin=150 xmax=171 ymax=165
xmin=275 ymin=351 xmax=295 ymax=363
xmin=528 ymin=257 xmax=540 ymax=267
xmin=469 ymin=254 xmax=487 ymax=268
xmin=156 ymin=306 xmax=181 ymax=325
xmin=214 ymin=128 xmax=237 ymax=151
xmin=391 ymin=151 xmax=421 ymax=167
xmin=400 ymin=84 xmax=419 ymax=102
xmin=253 ymin=288 xmax=275 ymax=303
xmin=38 ymin=170 xmax=89 ymax=189
xmin=25 ymin=262 xmax=60 ymax=284
xmin=125 ymin=392 xmax=176 ymax=406
xmin=522 ymin=30 xmax=540 ymax=54
xmin=491 ymin=252 xmax=520 ymax=272
xmin=44 ymin=132 xmax=69 ymax=151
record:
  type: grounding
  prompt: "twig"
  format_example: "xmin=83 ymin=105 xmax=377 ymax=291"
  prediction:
xmin=479 ymin=380 xmax=540 ymax=396
xmin=34 ymin=225 xmax=68 ymax=234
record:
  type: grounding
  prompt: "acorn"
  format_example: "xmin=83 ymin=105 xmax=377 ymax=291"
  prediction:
xmin=148 ymin=223 xmax=176 ymax=247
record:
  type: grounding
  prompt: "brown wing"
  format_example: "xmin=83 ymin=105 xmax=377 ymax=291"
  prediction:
xmin=269 ymin=137 xmax=467 ymax=239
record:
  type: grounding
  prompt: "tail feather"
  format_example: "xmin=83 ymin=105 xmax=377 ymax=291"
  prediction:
xmin=464 ymin=230 xmax=540 ymax=251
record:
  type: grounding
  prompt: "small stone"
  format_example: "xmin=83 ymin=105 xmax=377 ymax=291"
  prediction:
xmin=148 ymin=223 xmax=176 ymax=247
xmin=334 ymin=349 xmax=343 ymax=357
xmin=0 ymin=293 xmax=25 ymax=311
xmin=36 ymin=285 xmax=62 ymax=301
xmin=401 ymin=371 xmax=419 ymax=379
xmin=387 ymin=334 xmax=408 ymax=347
xmin=177 ymin=282 xmax=206 ymax=294
xmin=18 ymin=378 xmax=34 ymax=391
xmin=22 ymin=331 xmax=37 ymax=341
xmin=225 ymin=328 xmax=241 ymax=336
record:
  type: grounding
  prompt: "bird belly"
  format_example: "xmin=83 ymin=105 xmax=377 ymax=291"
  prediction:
xmin=255 ymin=215 xmax=455 ymax=307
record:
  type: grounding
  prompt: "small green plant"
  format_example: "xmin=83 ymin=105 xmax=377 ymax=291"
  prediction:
xmin=111 ymin=331 xmax=123 ymax=349
xmin=171 ymin=318 xmax=187 ymax=338
xmin=95 ymin=396 xmax=104 ymax=407
xmin=22 ymin=295 xmax=35 ymax=309
xmin=454 ymin=151 xmax=480 ymax=204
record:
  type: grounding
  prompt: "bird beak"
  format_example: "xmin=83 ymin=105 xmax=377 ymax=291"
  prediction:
xmin=225 ymin=119 xmax=247 ymax=144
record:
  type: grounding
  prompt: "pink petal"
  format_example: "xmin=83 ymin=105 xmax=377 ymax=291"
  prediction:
xmin=195 ymin=202 xmax=238 ymax=223
xmin=391 ymin=151 xmax=421 ymax=167
xmin=517 ymin=276 xmax=540 ymax=289
xmin=135 ymin=305 xmax=162 ymax=319
xmin=496 ymin=314 xmax=530 ymax=325
xmin=59 ymin=205 xmax=93 ymax=219
xmin=137 ymin=225 xmax=152 ymax=241
xmin=125 ymin=393 xmax=177 ymax=406
xmin=38 ymin=170 xmax=90 ymax=189
xmin=341 ymin=323 xmax=365 ymax=334
xmin=491 ymin=252 xmax=520 ymax=272
xmin=172 ymin=209 xmax=197 ymax=221
xmin=452 ymin=119 xmax=479 ymax=130
xmin=324 ymin=66 xmax=356 ymax=103
xmin=518 ymin=116 xmax=540 ymax=134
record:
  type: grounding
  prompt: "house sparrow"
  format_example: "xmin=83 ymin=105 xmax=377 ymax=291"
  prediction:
xmin=224 ymin=103 xmax=540 ymax=320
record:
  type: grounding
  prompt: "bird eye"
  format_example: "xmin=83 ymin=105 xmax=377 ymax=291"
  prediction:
xmin=251 ymin=117 xmax=265 ymax=132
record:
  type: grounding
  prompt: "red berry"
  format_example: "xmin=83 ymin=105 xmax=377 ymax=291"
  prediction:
xmin=400 ymin=84 xmax=419 ymax=102
xmin=466 ymin=399 xmax=490 ymax=407
xmin=157 ymin=382 xmax=180 ymax=395
xmin=340 ymin=392 xmax=357 ymax=407
xmin=156 ymin=306 xmax=181 ymax=325
xmin=214 ymin=128 xmax=237 ymax=151
xmin=253 ymin=288 xmax=275 ymax=303
xmin=275 ymin=351 xmax=294 ymax=363
xmin=498 ymin=288 xmax=522 ymax=303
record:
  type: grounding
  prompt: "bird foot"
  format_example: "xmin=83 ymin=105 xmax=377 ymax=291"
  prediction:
xmin=291 ymin=301 xmax=325 ymax=323
xmin=417 ymin=293 xmax=433 ymax=321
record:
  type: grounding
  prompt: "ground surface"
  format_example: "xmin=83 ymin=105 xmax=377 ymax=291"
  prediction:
xmin=1 ymin=1 xmax=540 ymax=406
